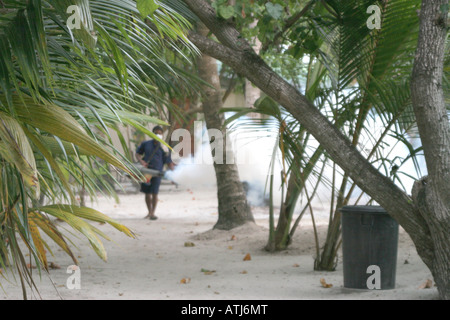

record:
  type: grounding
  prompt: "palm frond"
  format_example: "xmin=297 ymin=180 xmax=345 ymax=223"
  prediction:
xmin=0 ymin=0 xmax=200 ymax=297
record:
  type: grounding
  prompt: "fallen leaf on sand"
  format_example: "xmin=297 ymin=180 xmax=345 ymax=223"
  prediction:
xmin=292 ymin=263 xmax=300 ymax=267
xmin=49 ymin=262 xmax=61 ymax=269
xmin=180 ymin=278 xmax=191 ymax=284
xmin=320 ymin=278 xmax=333 ymax=288
xmin=230 ymin=235 xmax=237 ymax=241
xmin=227 ymin=246 xmax=233 ymax=250
xmin=201 ymin=268 xmax=216 ymax=275
xmin=184 ymin=242 xmax=195 ymax=247
xmin=240 ymin=270 xmax=248 ymax=274
xmin=243 ymin=253 xmax=252 ymax=261
xmin=418 ymin=279 xmax=433 ymax=289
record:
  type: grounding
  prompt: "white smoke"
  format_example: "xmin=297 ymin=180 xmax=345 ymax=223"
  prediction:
xmin=165 ymin=146 xmax=216 ymax=188
xmin=165 ymin=120 xmax=284 ymax=206
xmin=165 ymin=114 xmax=426 ymax=212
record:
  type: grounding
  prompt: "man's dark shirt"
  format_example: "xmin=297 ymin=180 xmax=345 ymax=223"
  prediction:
xmin=136 ymin=140 xmax=171 ymax=171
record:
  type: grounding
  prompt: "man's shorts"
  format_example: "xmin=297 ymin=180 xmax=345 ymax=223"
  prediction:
xmin=140 ymin=176 xmax=162 ymax=194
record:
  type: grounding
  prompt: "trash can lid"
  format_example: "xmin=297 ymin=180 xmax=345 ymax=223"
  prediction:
xmin=339 ymin=205 xmax=387 ymax=214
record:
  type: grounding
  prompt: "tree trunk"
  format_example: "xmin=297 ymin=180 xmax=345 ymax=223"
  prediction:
xmin=410 ymin=0 xmax=450 ymax=300
xmin=196 ymin=24 xmax=254 ymax=230
xmin=245 ymin=20 xmax=262 ymax=118
xmin=265 ymin=171 xmax=298 ymax=251
xmin=182 ymin=0 xmax=449 ymax=298
xmin=315 ymin=172 xmax=349 ymax=270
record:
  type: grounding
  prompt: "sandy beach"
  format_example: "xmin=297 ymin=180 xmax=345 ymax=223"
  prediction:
xmin=0 ymin=180 xmax=439 ymax=300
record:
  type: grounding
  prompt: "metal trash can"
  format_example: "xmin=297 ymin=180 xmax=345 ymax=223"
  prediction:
xmin=340 ymin=205 xmax=399 ymax=290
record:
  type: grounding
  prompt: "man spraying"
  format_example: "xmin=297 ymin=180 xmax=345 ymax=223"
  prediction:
xmin=135 ymin=126 xmax=175 ymax=220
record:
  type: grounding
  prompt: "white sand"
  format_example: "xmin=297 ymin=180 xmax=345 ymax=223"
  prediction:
xmin=0 ymin=182 xmax=439 ymax=300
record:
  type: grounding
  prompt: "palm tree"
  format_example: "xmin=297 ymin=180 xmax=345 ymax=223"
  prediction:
xmin=220 ymin=0 xmax=424 ymax=265
xmin=0 ymin=0 xmax=198 ymax=298
xmin=195 ymin=22 xmax=254 ymax=230
xmin=306 ymin=0 xmax=423 ymax=270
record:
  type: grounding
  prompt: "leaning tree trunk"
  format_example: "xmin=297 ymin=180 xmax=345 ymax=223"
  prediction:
xmin=410 ymin=0 xmax=450 ymax=300
xmin=244 ymin=20 xmax=262 ymax=119
xmin=196 ymin=24 xmax=254 ymax=230
xmin=265 ymin=171 xmax=299 ymax=252
xmin=182 ymin=0 xmax=449 ymax=299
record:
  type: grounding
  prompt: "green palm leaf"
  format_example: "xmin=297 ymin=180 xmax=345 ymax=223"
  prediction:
xmin=0 ymin=0 xmax=200 ymax=297
xmin=33 ymin=205 xmax=109 ymax=261
xmin=0 ymin=112 xmax=38 ymax=192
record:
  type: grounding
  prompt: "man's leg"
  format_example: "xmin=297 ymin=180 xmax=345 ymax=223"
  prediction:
xmin=146 ymin=176 xmax=161 ymax=220
xmin=150 ymin=193 xmax=158 ymax=219
xmin=144 ymin=193 xmax=153 ymax=219
xmin=144 ymin=193 xmax=158 ymax=219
